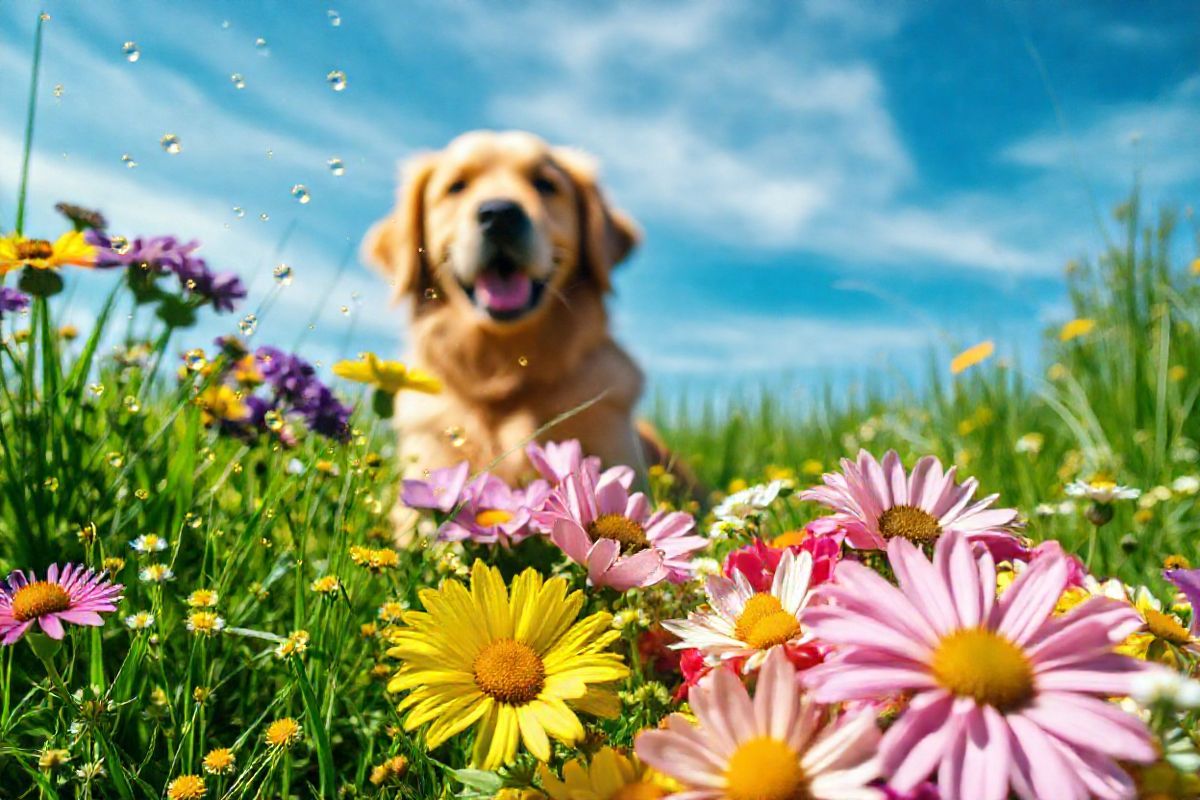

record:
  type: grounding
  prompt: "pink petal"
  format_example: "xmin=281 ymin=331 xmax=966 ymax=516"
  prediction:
xmin=586 ymin=538 xmax=620 ymax=585
xmin=550 ymin=518 xmax=592 ymax=565
xmin=599 ymin=549 xmax=666 ymax=590
xmin=1006 ymin=713 xmax=1087 ymax=800
xmin=995 ymin=551 xmax=1068 ymax=646
xmin=1022 ymin=691 xmax=1155 ymax=764
xmin=38 ymin=615 xmax=64 ymax=639
xmin=881 ymin=690 xmax=956 ymax=790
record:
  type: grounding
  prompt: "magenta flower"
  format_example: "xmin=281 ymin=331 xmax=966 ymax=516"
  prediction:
xmin=0 ymin=564 xmax=123 ymax=644
xmin=723 ymin=529 xmax=841 ymax=593
xmin=802 ymin=532 xmax=1155 ymax=800
xmin=801 ymin=450 xmax=1023 ymax=556
xmin=542 ymin=466 xmax=705 ymax=589
xmin=438 ymin=473 xmax=551 ymax=547
xmin=525 ymin=438 xmax=634 ymax=489
xmin=636 ymin=648 xmax=883 ymax=799
xmin=401 ymin=461 xmax=470 ymax=514
xmin=1164 ymin=567 xmax=1200 ymax=636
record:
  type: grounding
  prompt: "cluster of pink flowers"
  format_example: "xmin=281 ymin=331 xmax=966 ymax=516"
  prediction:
xmin=401 ymin=439 xmax=704 ymax=588
xmin=634 ymin=449 xmax=1164 ymax=800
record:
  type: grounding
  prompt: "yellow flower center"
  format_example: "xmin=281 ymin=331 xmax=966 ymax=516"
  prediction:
xmin=15 ymin=239 xmax=54 ymax=261
xmin=612 ymin=782 xmax=668 ymax=800
xmin=931 ymin=628 xmax=1035 ymax=711
xmin=472 ymin=639 xmax=545 ymax=705
xmin=1145 ymin=609 xmax=1191 ymax=645
xmin=11 ymin=581 xmax=71 ymax=622
xmin=474 ymin=509 xmax=515 ymax=527
xmin=877 ymin=505 xmax=941 ymax=544
xmin=724 ymin=736 xmax=808 ymax=800
xmin=734 ymin=594 xmax=801 ymax=649
xmin=588 ymin=513 xmax=649 ymax=554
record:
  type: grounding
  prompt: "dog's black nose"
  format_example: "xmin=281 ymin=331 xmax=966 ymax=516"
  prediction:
xmin=477 ymin=199 xmax=530 ymax=241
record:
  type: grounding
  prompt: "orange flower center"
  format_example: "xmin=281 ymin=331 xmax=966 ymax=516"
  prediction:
xmin=724 ymin=736 xmax=808 ymax=800
xmin=11 ymin=581 xmax=71 ymax=622
xmin=472 ymin=639 xmax=545 ymax=705
xmin=878 ymin=505 xmax=941 ymax=544
xmin=588 ymin=513 xmax=649 ymax=554
xmin=474 ymin=509 xmax=514 ymax=528
xmin=15 ymin=239 xmax=54 ymax=261
xmin=931 ymin=628 xmax=1034 ymax=711
xmin=734 ymin=593 xmax=801 ymax=649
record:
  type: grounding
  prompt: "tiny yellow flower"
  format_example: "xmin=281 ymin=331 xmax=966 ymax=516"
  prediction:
xmin=360 ymin=622 xmax=378 ymax=638
xmin=274 ymin=630 xmax=310 ymax=659
xmin=950 ymin=340 xmax=994 ymax=375
xmin=166 ymin=774 xmax=207 ymax=800
xmin=1191 ymin=257 xmax=1200 ymax=276
xmin=0 ymin=230 xmax=96 ymax=273
xmin=192 ymin=686 xmax=212 ymax=704
xmin=1168 ymin=365 xmax=1187 ymax=382
xmin=102 ymin=557 xmax=126 ymax=573
xmin=231 ymin=354 xmax=263 ymax=386
xmin=800 ymin=459 xmax=824 ymax=476
xmin=187 ymin=588 xmax=219 ymax=608
xmin=38 ymin=748 xmax=71 ymax=771
xmin=264 ymin=717 xmax=302 ymax=748
xmin=310 ymin=575 xmax=341 ymax=595
xmin=368 ymin=755 xmax=409 ymax=786
xmin=377 ymin=601 xmax=406 ymax=622
xmin=1059 ymin=318 xmax=1096 ymax=341
xmin=201 ymin=747 xmax=236 ymax=776
xmin=349 ymin=545 xmax=400 ymax=573
xmin=198 ymin=385 xmax=248 ymax=426
xmin=332 ymin=352 xmax=441 ymax=395
xmin=58 ymin=324 xmax=78 ymax=340
xmin=186 ymin=611 xmax=226 ymax=636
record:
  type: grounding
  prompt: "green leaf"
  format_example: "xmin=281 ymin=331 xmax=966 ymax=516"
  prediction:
xmin=451 ymin=769 xmax=504 ymax=794
xmin=291 ymin=657 xmax=336 ymax=798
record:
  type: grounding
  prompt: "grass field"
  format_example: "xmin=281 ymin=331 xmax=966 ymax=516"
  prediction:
xmin=2 ymin=16 xmax=1200 ymax=800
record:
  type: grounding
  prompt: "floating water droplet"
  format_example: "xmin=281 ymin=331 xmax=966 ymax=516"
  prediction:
xmin=39 ymin=12 xmax=50 ymax=21
xmin=255 ymin=36 xmax=268 ymax=51
xmin=221 ymin=20 xmax=230 ymax=30
xmin=160 ymin=134 xmax=181 ymax=154
xmin=53 ymin=83 xmax=63 ymax=98
xmin=121 ymin=153 xmax=138 ymax=168
xmin=517 ymin=355 xmax=529 ymax=367
xmin=238 ymin=313 xmax=258 ymax=335
xmin=134 ymin=488 xmax=150 ymax=500
xmin=259 ymin=212 xmax=269 ymax=222
xmin=265 ymin=148 xmax=274 ymax=159
xmin=184 ymin=349 xmax=208 ymax=371
xmin=185 ymin=279 xmax=197 ymax=290
xmin=326 ymin=69 xmax=347 ymax=91
xmin=327 ymin=157 xmax=344 ymax=176
xmin=106 ymin=451 xmax=125 ymax=468
xmin=264 ymin=410 xmax=284 ymax=431
xmin=339 ymin=305 xmax=350 ymax=315
xmin=327 ymin=9 xmax=341 ymax=26
xmin=89 ymin=383 xmax=105 ymax=396
xmin=110 ymin=235 xmax=131 ymax=254
xmin=230 ymin=72 xmax=245 ymax=89
xmin=423 ymin=287 xmax=440 ymax=300
xmin=232 ymin=206 xmax=245 ymax=218
xmin=291 ymin=184 xmax=311 ymax=204
xmin=122 ymin=41 xmax=140 ymax=62
xmin=273 ymin=263 xmax=294 ymax=285
xmin=124 ymin=395 xmax=141 ymax=413
xmin=444 ymin=426 xmax=466 ymax=448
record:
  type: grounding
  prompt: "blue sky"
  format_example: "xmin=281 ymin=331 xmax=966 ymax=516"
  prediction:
xmin=1 ymin=1 xmax=1197 ymax=400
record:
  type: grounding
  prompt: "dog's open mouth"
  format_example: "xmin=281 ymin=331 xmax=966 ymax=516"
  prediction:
xmin=461 ymin=263 xmax=546 ymax=321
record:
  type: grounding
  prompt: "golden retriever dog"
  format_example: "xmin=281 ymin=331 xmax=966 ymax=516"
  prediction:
xmin=363 ymin=130 xmax=651 ymax=485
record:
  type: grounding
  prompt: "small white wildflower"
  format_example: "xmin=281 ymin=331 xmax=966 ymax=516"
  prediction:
xmin=691 ymin=557 xmax=722 ymax=578
xmin=129 ymin=534 xmax=168 ymax=553
xmin=139 ymin=564 xmax=175 ymax=583
xmin=1171 ymin=475 xmax=1200 ymax=495
xmin=1065 ymin=479 xmax=1140 ymax=503
xmin=713 ymin=480 xmax=790 ymax=522
xmin=286 ymin=458 xmax=305 ymax=475
xmin=1132 ymin=669 xmax=1200 ymax=710
xmin=123 ymin=611 xmax=155 ymax=630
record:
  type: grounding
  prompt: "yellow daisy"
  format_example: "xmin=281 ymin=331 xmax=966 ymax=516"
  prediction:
xmin=1121 ymin=586 xmax=1198 ymax=664
xmin=539 ymin=746 xmax=677 ymax=800
xmin=386 ymin=560 xmax=628 ymax=769
xmin=950 ymin=339 xmax=994 ymax=375
xmin=197 ymin=385 xmax=249 ymax=426
xmin=332 ymin=352 xmax=441 ymax=395
xmin=0 ymin=230 xmax=96 ymax=274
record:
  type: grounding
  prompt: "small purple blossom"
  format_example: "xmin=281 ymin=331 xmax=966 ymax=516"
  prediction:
xmin=253 ymin=346 xmax=352 ymax=442
xmin=437 ymin=474 xmax=551 ymax=547
xmin=402 ymin=462 xmax=470 ymax=514
xmin=88 ymin=231 xmax=244 ymax=314
xmin=0 ymin=287 xmax=30 ymax=320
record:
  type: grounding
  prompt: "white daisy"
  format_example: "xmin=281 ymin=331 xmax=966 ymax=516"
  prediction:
xmin=129 ymin=534 xmax=168 ymax=553
xmin=1065 ymin=478 xmax=1140 ymax=503
xmin=712 ymin=479 xmax=790 ymax=522
xmin=662 ymin=549 xmax=816 ymax=672
xmin=123 ymin=611 xmax=155 ymax=630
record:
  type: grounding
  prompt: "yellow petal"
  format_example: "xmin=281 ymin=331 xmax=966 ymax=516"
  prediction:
xmin=950 ymin=340 xmax=994 ymax=375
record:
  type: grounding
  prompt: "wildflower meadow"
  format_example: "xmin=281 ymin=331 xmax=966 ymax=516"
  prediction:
xmin=3 ymin=12 xmax=1200 ymax=800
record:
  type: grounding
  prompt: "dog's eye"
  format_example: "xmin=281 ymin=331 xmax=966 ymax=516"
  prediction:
xmin=447 ymin=179 xmax=468 ymax=195
xmin=532 ymin=176 xmax=557 ymax=196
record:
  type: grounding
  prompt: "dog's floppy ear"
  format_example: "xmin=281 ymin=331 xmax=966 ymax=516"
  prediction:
xmin=552 ymin=147 xmax=639 ymax=292
xmin=362 ymin=153 xmax=438 ymax=301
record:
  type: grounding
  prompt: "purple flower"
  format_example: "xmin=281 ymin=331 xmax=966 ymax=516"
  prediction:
xmin=208 ymin=272 xmax=247 ymax=313
xmin=253 ymin=346 xmax=352 ymax=442
xmin=882 ymin=782 xmax=941 ymax=800
xmin=1165 ymin=567 xmax=1200 ymax=636
xmin=402 ymin=462 xmax=470 ymax=513
xmin=526 ymin=438 xmax=635 ymax=489
xmin=89 ymin=232 xmax=244 ymax=313
xmin=438 ymin=474 xmax=551 ymax=547
xmin=0 ymin=287 xmax=30 ymax=320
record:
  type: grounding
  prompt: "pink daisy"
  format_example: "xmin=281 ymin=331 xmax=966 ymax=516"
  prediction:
xmin=663 ymin=548 xmax=822 ymax=672
xmin=525 ymin=438 xmax=635 ymax=489
xmin=542 ymin=466 xmax=704 ymax=590
xmin=401 ymin=461 xmax=470 ymax=514
xmin=0 ymin=564 xmax=124 ymax=644
xmin=437 ymin=473 xmax=550 ymax=547
xmin=636 ymin=647 xmax=884 ymax=800
xmin=801 ymin=450 xmax=1023 ymax=556
xmin=802 ymin=532 xmax=1156 ymax=800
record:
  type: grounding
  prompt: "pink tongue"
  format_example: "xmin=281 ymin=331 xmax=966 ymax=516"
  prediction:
xmin=475 ymin=271 xmax=532 ymax=312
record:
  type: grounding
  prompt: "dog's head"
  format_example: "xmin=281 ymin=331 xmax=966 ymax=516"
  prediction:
xmin=364 ymin=130 xmax=639 ymax=329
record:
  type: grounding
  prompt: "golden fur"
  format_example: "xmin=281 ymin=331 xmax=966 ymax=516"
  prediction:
xmin=363 ymin=130 xmax=646 ymax=483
